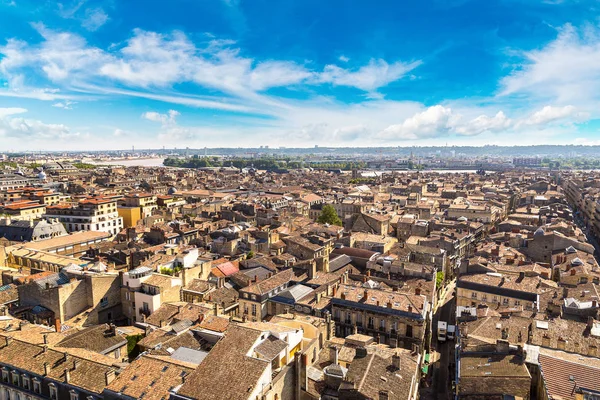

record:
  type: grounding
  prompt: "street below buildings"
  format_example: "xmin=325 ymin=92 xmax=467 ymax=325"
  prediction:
xmin=420 ymin=279 xmax=456 ymax=400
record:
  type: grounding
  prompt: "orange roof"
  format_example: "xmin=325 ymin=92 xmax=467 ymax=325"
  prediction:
xmin=46 ymin=203 xmax=72 ymax=210
xmin=3 ymin=200 xmax=44 ymax=210
xmin=125 ymin=192 xmax=154 ymax=198
xmin=79 ymin=197 xmax=115 ymax=205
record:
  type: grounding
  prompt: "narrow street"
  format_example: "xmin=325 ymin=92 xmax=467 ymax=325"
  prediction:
xmin=421 ymin=279 xmax=456 ymax=400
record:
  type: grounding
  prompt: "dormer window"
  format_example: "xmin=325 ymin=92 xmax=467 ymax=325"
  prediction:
xmin=49 ymin=383 xmax=58 ymax=400
xmin=70 ymin=390 xmax=79 ymax=400
xmin=33 ymin=378 xmax=41 ymax=393
xmin=2 ymin=368 xmax=8 ymax=382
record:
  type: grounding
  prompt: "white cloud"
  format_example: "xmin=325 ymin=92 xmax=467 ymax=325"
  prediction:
xmin=522 ymin=105 xmax=588 ymax=126
xmin=247 ymin=61 xmax=312 ymax=91
xmin=379 ymin=105 xmax=454 ymax=139
xmin=0 ymin=107 xmax=27 ymax=118
xmin=142 ymin=109 xmax=180 ymax=126
xmin=113 ymin=128 xmax=127 ymax=137
xmin=52 ymin=100 xmax=76 ymax=109
xmin=57 ymin=0 xmax=86 ymax=19
xmin=57 ymin=1 xmax=108 ymax=31
xmin=500 ymin=24 xmax=600 ymax=104
xmin=82 ymin=7 xmax=109 ymax=31
xmin=0 ymin=108 xmax=79 ymax=139
xmin=0 ymin=23 xmax=110 ymax=82
xmin=0 ymin=26 xmax=421 ymax=104
xmin=338 ymin=55 xmax=349 ymax=63
xmin=454 ymin=111 xmax=512 ymax=136
xmin=319 ymin=59 xmax=422 ymax=92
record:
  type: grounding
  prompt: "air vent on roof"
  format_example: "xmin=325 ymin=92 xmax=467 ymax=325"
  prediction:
xmin=536 ymin=321 xmax=549 ymax=330
xmin=571 ymin=258 xmax=584 ymax=266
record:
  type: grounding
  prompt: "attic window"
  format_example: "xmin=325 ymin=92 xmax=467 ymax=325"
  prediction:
xmin=162 ymin=366 xmax=169 ymax=372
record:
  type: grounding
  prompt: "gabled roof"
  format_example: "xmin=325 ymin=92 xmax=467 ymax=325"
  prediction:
xmin=539 ymin=353 xmax=600 ymax=400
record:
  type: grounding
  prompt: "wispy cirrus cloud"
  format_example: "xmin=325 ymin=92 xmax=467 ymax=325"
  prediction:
xmin=500 ymin=24 xmax=600 ymax=105
xmin=0 ymin=26 xmax=421 ymax=103
xmin=0 ymin=18 xmax=597 ymax=149
xmin=318 ymin=59 xmax=422 ymax=93
xmin=57 ymin=0 xmax=109 ymax=31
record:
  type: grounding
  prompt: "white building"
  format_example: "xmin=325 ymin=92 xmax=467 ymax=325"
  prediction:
xmin=44 ymin=197 xmax=124 ymax=235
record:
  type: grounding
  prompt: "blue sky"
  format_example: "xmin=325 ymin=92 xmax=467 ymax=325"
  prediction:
xmin=0 ymin=0 xmax=599 ymax=151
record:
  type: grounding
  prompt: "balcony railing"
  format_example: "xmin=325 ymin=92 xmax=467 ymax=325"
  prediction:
xmin=138 ymin=308 xmax=151 ymax=317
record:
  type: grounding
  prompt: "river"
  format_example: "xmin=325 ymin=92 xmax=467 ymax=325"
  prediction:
xmin=90 ymin=158 xmax=167 ymax=167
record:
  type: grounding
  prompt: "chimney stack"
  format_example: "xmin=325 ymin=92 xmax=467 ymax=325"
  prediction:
xmin=64 ymin=368 xmax=70 ymax=383
xmin=392 ymin=354 xmax=401 ymax=370
xmin=44 ymin=363 xmax=50 ymax=376
xmin=105 ymin=370 xmax=116 ymax=385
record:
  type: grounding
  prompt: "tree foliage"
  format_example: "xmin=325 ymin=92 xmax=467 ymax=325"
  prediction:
xmin=317 ymin=204 xmax=342 ymax=226
xmin=436 ymin=271 xmax=444 ymax=288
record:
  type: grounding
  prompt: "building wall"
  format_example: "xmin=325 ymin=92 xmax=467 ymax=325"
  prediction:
xmin=239 ymin=298 xmax=265 ymax=322
xmin=58 ymin=279 xmax=88 ymax=322
xmin=84 ymin=274 xmax=122 ymax=325
xmin=332 ymin=304 xmax=425 ymax=350
xmin=456 ymin=287 xmax=536 ymax=311
xmin=118 ymin=206 xmax=141 ymax=228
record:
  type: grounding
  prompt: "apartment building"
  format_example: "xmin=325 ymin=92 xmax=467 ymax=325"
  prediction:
xmin=0 ymin=335 xmax=119 ymax=400
xmin=332 ymin=283 xmax=428 ymax=350
xmin=238 ymin=269 xmax=296 ymax=322
xmin=133 ymin=273 xmax=182 ymax=322
xmin=44 ymin=197 xmax=123 ymax=235
xmin=456 ymin=272 xmax=555 ymax=311
xmin=1 ymin=201 xmax=47 ymax=221
xmin=0 ymin=174 xmax=33 ymax=191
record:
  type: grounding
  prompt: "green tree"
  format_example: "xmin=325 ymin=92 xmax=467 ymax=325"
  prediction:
xmin=436 ymin=271 xmax=444 ymax=288
xmin=247 ymin=250 xmax=255 ymax=259
xmin=317 ymin=204 xmax=342 ymax=226
xmin=126 ymin=334 xmax=143 ymax=361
